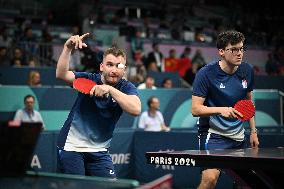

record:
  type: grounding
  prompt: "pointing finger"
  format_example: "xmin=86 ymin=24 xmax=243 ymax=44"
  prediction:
xmin=80 ymin=33 xmax=90 ymax=40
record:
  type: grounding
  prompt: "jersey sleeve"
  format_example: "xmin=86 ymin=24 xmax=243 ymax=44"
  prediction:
xmin=121 ymin=81 xmax=139 ymax=96
xmin=247 ymin=66 xmax=254 ymax=92
xmin=192 ymin=68 xmax=210 ymax=98
xmin=73 ymin=71 xmax=93 ymax=80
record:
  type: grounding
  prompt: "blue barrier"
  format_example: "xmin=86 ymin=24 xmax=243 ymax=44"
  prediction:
xmin=30 ymin=129 xmax=284 ymax=188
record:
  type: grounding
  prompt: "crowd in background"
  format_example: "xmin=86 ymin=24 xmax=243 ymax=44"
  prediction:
xmin=1 ymin=0 xmax=284 ymax=89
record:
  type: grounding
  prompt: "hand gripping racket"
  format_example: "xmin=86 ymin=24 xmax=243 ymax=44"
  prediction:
xmin=234 ymin=100 xmax=255 ymax=121
xmin=73 ymin=78 xmax=96 ymax=94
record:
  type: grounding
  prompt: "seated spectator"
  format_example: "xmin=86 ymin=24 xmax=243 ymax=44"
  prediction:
xmin=27 ymin=70 xmax=42 ymax=87
xmin=191 ymin=49 xmax=206 ymax=66
xmin=0 ymin=46 xmax=10 ymax=67
xmin=146 ymin=43 xmax=164 ymax=71
xmin=183 ymin=62 xmax=202 ymax=86
xmin=138 ymin=96 xmax=170 ymax=132
xmin=137 ymin=76 xmax=157 ymax=89
xmin=131 ymin=30 xmax=144 ymax=61
xmin=28 ymin=57 xmax=39 ymax=67
xmin=13 ymin=94 xmax=45 ymax=128
xmin=148 ymin=62 xmax=159 ymax=72
xmin=162 ymin=78 xmax=173 ymax=88
xmin=180 ymin=46 xmax=192 ymax=59
xmin=265 ymin=53 xmax=280 ymax=75
xmin=11 ymin=47 xmax=26 ymax=66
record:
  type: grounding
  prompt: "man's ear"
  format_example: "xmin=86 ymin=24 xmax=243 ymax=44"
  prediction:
xmin=100 ymin=62 xmax=103 ymax=72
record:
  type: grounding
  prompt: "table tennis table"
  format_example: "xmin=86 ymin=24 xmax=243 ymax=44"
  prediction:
xmin=146 ymin=147 xmax=284 ymax=189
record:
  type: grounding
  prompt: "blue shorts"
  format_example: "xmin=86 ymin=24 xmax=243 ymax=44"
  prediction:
xmin=198 ymin=132 xmax=246 ymax=150
xmin=198 ymin=132 xmax=246 ymax=172
xmin=57 ymin=149 xmax=116 ymax=178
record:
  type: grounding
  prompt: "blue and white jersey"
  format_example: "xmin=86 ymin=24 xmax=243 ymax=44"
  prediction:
xmin=192 ymin=61 xmax=254 ymax=141
xmin=57 ymin=72 xmax=138 ymax=152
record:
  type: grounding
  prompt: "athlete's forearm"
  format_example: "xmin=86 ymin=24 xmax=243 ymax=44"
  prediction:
xmin=56 ymin=46 xmax=75 ymax=83
xmin=109 ymin=86 xmax=141 ymax=116
xmin=249 ymin=116 xmax=257 ymax=132
xmin=192 ymin=105 xmax=223 ymax=117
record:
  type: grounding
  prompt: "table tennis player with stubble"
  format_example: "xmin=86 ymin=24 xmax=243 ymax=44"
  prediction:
xmin=191 ymin=30 xmax=259 ymax=189
xmin=55 ymin=33 xmax=141 ymax=178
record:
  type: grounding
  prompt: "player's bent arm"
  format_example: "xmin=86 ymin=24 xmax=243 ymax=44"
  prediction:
xmin=246 ymin=91 xmax=257 ymax=131
xmin=109 ymin=87 xmax=141 ymax=116
xmin=56 ymin=46 xmax=75 ymax=84
xmin=191 ymin=95 xmax=224 ymax=117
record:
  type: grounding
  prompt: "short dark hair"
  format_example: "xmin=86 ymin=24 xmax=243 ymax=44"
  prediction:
xmin=147 ymin=96 xmax=157 ymax=107
xmin=162 ymin=78 xmax=171 ymax=85
xmin=103 ymin=46 xmax=126 ymax=61
xmin=216 ymin=30 xmax=245 ymax=49
xmin=24 ymin=94 xmax=35 ymax=102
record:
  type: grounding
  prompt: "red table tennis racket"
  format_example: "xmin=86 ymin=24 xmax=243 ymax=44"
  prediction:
xmin=73 ymin=78 xmax=96 ymax=94
xmin=234 ymin=100 xmax=255 ymax=121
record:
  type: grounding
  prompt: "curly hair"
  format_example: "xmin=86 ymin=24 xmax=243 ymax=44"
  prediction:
xmin=216 ymin=30 xmax=245 ymax=49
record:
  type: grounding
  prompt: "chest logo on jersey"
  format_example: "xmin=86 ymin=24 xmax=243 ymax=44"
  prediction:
xmin=219 ymin=83 xmax=225 ymax=89
xmin=242 ymin=79 xmax=247 ymax=89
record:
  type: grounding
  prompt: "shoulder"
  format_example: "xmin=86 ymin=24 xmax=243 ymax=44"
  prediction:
xmin=140 ymin=111 xmax=148 ymax=117
xmin=120 ymin=79 xmax=137 ymax=89
xmin=34 ymin=110 xmax=41 ymax=115
xmin=73 ymin=72 xmax=100 ymax=82
xmin=157 ymin=111 xmax=163 ymax=117
xmin=119 ymin=79 xmax=139 ymax=95
xmin=239 ymin=62 xmax=253 ymax=70
xmin=196 ymin=61 xmax=218 ymax=78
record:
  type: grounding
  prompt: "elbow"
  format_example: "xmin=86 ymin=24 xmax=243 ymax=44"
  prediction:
xmin=130 ymin=105 xmax=141 ymax=116
xmin=56 ymin=70 xmax=64 ymax=80
xmin=132 ymin=107 xmax=141 ymax=116
xmin=55 ymin=70 xmax=61 ymax=79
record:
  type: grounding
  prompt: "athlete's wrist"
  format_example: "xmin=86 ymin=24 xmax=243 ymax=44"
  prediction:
xmin=250 ymin=127 xmax=257 ymax=135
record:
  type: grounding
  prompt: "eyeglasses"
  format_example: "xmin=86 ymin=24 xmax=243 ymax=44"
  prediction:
xmin=225 ymin=47 xmax=246 ymax=55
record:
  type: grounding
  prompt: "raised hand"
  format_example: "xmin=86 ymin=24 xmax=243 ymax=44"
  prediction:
xmin=65 ymin=33 xmax=89 ymax=50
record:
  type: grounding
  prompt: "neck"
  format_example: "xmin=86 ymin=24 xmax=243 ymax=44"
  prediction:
xmin=149 ymin=109 xmax=156 ymax=115
xmin=25 ymin=108 xmax=33 ymax=113
xmin=219 ymin=60 xmax=238 ymax=74
xmin=101 ymin=74 xmax=106 ymax=84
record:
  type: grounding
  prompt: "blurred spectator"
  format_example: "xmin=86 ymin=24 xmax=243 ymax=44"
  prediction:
xmin=0 ymin=26 xmax=13 ymax=48
xmin=146 ymin=43 xmax=164 ymax=71
xmin=11 ymin=47 xmax=26 ymax=66
xmin=183 ymin=63 xmax=202 ymax=86
xmin=168 ymin=49 xmax=177 ymax=59
xmin=265 ymin=52 xmax=282 ymax=75
xmin=0 ymin=46 xmax=10 ymax=67
xmin=128 ymin=63 xmax=147 ymax=86
xmin=138 ymin=96 xmax=170 ymax=132
xmin=28 ymin=57 xmax=39 ymax=68
xmin=180 ymin=46 xmax=192 ymax=59
xmin=81 ymin=46 xmax=103 ymax=73
xmin=137 ymin=76 xmax=157 ymax=89
xmin=165 ymin=49 xmax=191 ymax=78
xmin=39 ymin=28 xmax=54 ymax=66
xmin=21 ymin=27 xmax=38 ymax=56
xmin=13 ymin=94 xmax=45 ymax=128
xmin=191 ymin=49 xmax=206 ymax=66
xmin=162 ymin=78 xmax=173 ymax=88
xmin=27 ymin=71 xmax=42 ymax=87
xmin=147 ymin=62 xmax=159 ymax=72
xmin=131 ymin=30 xmax=144 ymax=61
xmin=68 ymin=26 xmax=83 ymax=71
